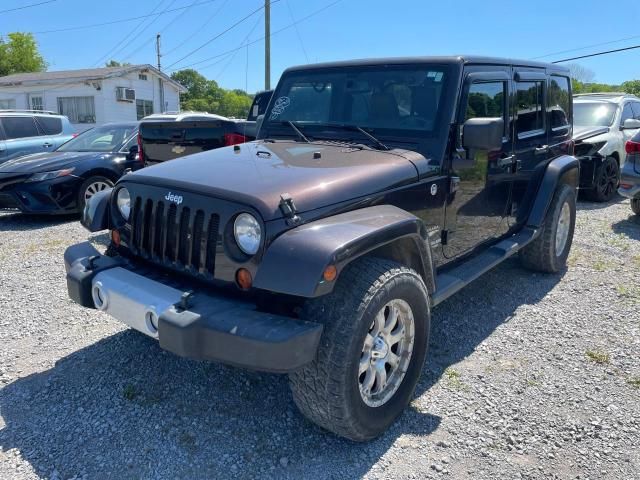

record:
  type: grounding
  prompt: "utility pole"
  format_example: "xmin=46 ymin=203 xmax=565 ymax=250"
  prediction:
xmin=265 ymin=0 xmax=270 ymax=90
xmin=156 ymin=33 xmax=165 ymax=113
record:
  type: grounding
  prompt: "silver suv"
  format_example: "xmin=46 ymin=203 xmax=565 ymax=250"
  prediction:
xmin=0 ymin=110 xmax=76 ymax=164
xmin=573 ymin=93 xmax=640 ymax=201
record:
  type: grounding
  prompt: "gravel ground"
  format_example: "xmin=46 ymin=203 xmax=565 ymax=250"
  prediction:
xmin=0 ymin=196 xmax=639 ymax=480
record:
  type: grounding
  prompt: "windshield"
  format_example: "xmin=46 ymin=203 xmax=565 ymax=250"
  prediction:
xmin=263 ymin=64 xmax=452 ymax=140
xmin=573 ymin=102 xmax=617 ymax=127
xmin=57 ymin=125 xmax=137 ymax=152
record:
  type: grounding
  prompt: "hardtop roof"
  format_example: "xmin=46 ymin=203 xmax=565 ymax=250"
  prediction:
xmin=283 ymin=55 xmax=569 ymax=74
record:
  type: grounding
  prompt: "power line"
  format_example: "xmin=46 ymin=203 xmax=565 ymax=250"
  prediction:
xmin=285 ymin=0 xmax=309 ymax=63
xmin=167 ymin=1 xmax=279 ymax=69
xmin=0 ymin=0 xmax=57 ymax=14
xmin=12 ymin=0 xmax=218 ymax=35
xmin=533 ymin=34 xmax=640 ymax=60
xmin=214 ymin=13 xmax=263 ymax=79
xmin=168 ymin=0 xmax=342 ymax=72
xmin=163 ymin=0 xmax=228 ymax=56
xmin=552 ymin=44 xmax=640 ymax=64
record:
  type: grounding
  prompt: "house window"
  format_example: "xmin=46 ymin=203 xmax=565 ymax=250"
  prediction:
xmin=30 ymin=95 xmax=44 ymax=111
xmin=57 ymin=96 xmax=96 ymax=124
xmin=138 ymin=74 xmax=148 ymax=81
xmin=136 ymin=99 xmax=153 ymax=120
xmin=0 ymin=99 xmax=16 ymax=109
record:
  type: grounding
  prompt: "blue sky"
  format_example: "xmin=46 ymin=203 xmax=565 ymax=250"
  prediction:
xmin=2 ymin=0 xmax=640 ymax=93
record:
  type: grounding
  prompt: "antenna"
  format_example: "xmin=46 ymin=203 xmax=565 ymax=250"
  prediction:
xmin=265 ymin=0 xmax=271 ymax=90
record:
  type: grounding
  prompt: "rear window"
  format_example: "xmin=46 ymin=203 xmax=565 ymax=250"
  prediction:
xmin=1 ymin=116 xmax=41 ymax=140
xmin=141 ymin=122 xmax=223 ymax=142
xmin=36 ymin=116 xmax=63 ymax=135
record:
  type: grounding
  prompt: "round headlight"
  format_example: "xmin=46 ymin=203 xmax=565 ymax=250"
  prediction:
xmin=234 ymin=213 xmax=262 ymax=255
xmin=116 ymin=188 xmax=131 ymax=220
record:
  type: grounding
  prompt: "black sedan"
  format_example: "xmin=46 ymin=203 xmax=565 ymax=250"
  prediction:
xmin=0 ymin=122 xmax=140 ymax=215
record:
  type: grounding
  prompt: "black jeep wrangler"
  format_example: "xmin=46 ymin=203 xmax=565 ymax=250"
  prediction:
xmin=65 ymin=56 xmax=578 ymax=441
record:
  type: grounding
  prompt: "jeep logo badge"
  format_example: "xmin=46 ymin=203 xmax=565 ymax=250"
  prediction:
xmin=165 ymin=192 xmax=183 ymax=205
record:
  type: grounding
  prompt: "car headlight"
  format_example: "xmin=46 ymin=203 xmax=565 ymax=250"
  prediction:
xmin=234 ymin=213 xmax=262 ymax=255
xmin=116 ymin=187 xmax=131 ymax=220
xmin=25 ymin=168 xmax=75 ymax=183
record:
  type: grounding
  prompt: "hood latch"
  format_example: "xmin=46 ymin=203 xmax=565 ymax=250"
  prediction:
xmin=279 ymin=193 xmax=302 ymax=226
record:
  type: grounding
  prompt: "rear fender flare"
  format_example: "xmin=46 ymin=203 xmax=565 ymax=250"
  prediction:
xmin=253 ymin=205 xmax=435 ymax=298
xmin=527 ymin=155 xmax=579 ymax=228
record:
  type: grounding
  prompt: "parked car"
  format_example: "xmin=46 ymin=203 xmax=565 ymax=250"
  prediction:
xmin=138 ymin=112 xmax=258 ymax=165
xmin=246 ymin=89 xmax=273 ymax=121
xmin=573 ymin=93 xmax=640 ymax=201
xmin=618 ymin=130 xmax=640 ymax=214
xmin=0 ymin=122 xmax=140 ymax=214
xmin=0 ymin=110 xmax=76 ymax=163
xmin=65 ymin=56 xmax=578 ymax=441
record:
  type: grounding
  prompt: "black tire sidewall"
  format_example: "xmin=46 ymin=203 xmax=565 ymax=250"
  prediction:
xmin=594 ymin=157 xmax=619 ymax=201
xmin=344 ymin=272 xmax=430 ymax=438
xmin=77 ymin=175 xmax=113 ymax=213
xmin=550 ymin=185 xmax=576 ymax=269
xmin=631 ymin=199 xmax=640 ymax=215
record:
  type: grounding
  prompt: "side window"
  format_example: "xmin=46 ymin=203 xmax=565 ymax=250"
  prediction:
xmin=1 ymin=117 xmax=41 ymax=139
xmin=515 ymin=81 xmax=544 ymax=137
xmin=122 ymin=135 xmax=138 ymax=151
xmin=548 ymin=76 xmax=570 ymax=131
xmin=464 ymin=81 xmax=507 ymax=138
xmin=621 ymin=103 xmax=634 ymax=125
xmin=35 ymin=116 xmax=63 ymax=135
xmin=632 ymin=102 xmax=640 ymax=120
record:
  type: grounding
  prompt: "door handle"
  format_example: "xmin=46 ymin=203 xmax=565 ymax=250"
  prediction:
xmin=496 ymin=155 xmax=515 ymax=168
xmin=43 ymin=142 xmax=53 ymax=148
xmin=534 ymin=145 xmax=549 ymax=155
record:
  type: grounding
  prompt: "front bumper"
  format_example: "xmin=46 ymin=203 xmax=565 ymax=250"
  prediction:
xmin=618 ymin=162 xmax=640 ymax=199
xmin=577 ymin=155 xmax=602 ymax=189
xmin=0 ymin=175 xmax=82 ymax=214
xmin=64 ymin=242 xmax=323 ymax=373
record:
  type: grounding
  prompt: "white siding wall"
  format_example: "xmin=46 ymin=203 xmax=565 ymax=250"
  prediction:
xmin=0 ymin=68 xmax=182 ymax=131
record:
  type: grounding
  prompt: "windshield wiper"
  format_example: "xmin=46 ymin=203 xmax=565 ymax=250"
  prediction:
xmin=314 ymin=123 xmax=390 ymax=151
xmin=284 ymin=121 xmax=310 ymax=143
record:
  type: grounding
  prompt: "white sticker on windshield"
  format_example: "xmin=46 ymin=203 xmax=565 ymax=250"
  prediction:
xmin=269 ymin=96 xmax=291 ymax=120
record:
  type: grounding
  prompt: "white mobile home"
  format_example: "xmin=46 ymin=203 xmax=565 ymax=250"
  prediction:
xmin=0 ymin=64 xmax=186 ymax=130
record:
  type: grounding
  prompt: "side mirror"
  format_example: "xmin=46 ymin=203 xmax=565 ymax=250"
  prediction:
xmin=127 ymin=144 xmax=139 ymax=159
xmin=463 ymin=117 xmax=504 ymax=151
xmin=622 ymin=118 xmax=640 ymax=130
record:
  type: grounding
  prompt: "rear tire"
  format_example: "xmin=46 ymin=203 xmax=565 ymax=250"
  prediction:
xmin=77 ymin=175 xmax=113 ymax=213
xmin=585 ymin=156 xmax=619 ymax=202
xmin=520 ymin=183 xmax=576 ymax=273
xmin=288 ymin=257 xmax=430 ymax=441
xmin=631 ymin=199 xmax=640 ymax=216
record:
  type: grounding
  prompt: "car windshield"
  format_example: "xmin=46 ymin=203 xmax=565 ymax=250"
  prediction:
xmin=263 ymin=64 xmax=452 ymax=139
xmin=56 ymin=125 xmax=137 ymax=152
xmin=573 ymin=102 xmax=617 ymax=127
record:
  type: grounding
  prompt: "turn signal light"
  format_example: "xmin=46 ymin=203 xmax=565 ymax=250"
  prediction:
xmin=323 ymin=265 xmax=338 ymax=282
xmin=236 ymin=268 xmax=253 ymax=290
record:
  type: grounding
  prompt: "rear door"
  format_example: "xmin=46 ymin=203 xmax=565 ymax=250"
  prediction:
xmin=443 ymin=67 xmax=513 ymax=259
xmin=35 ymin=115 xmax=66 ymax=149
xmin=508 ymin=69 xmax=549 ymax=226
xmin=0 ymin=116 xmax=51 ymax=159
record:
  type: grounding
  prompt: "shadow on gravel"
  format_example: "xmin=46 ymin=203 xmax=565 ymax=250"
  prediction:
xmin=576 ymin=193 xmax=623 ymax=211
xmin=611 ymin=213 xmax=640 ymax=241
xmin=0 ymin=212 xmax=79 ymax=232
xmin=0 ymin=259 xmax=562 ymax=480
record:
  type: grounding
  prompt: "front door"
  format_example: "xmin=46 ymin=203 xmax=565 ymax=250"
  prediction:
xmin=443 ymin=69 xmax=513 ymax=259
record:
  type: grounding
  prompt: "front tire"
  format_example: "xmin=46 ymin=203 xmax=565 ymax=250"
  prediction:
xmin=631 ymin=199 xmax=640 ymax=216
xmin=585 ymin=156 xmax=619 ymax=202
xmin=77 ymin=175 xmax=114 ymax=213
xmin=520 ymin=183 xmax=576 ymax=273
xmin=289 ymin=257 xmax=431 ymax=441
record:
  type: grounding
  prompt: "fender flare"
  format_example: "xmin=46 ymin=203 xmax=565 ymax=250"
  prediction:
xmin=81 ymin=187 xmax=112 ymax=232
xmin=253 ymin=205 xmax=435 ymax=298
xmin=527 ymin=155 xmax=579 ymax=228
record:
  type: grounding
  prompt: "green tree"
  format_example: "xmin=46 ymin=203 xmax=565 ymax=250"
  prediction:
xmin=170 ymin=69 xmax=209 ymax=101
xmin=621 ymin=80 xmax=640 ymax=96
xmin=105 ymin=60 xmax=132 ymax=67
xmin=0 ymin=32 xmax=47 ymax=76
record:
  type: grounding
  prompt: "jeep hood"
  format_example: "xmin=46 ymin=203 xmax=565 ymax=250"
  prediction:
xmin=126 ymin=140 xmax=427 ymax=221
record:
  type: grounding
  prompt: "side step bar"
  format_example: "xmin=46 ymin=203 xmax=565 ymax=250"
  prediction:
xmin=431 ymin=227 xmax=538 ymax=307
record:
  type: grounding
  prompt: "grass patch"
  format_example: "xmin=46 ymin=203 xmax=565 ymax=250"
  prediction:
xmin=567 ymin=249 xmax=581 ymax=267
xmin=444 ymin=368 xmax=467 ymax=390
xmin=585 ymin=350 xmax=610 ymax=364
xmin=627 ymin=377 xmax=640 ymax=389
xmin=122 ymin=383 xmax=139 ymax=401
xmin=591 ymin=258 xmax=608 ymax=272
xmin=616 ymin=285 xmax=640 ymax=303
xmin=632 ymin=255 xmax=640 ymax=268
xmin=606 ymin=233 xmax=630 ymax=251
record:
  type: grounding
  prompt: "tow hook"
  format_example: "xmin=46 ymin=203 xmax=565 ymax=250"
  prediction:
xmin=175 ymin=290 xmax=194 ymax=312
xmin=87 ymin=255 xmax=101 ymax=270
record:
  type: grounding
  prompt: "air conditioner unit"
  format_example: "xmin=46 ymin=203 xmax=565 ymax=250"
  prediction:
xmin=116 ymin=87 xmax=136 ymax=102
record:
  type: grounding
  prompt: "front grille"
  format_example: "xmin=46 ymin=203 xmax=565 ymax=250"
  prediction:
xmin=129 ymin=197 xmax=220 ymax=276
